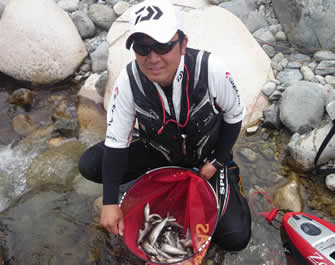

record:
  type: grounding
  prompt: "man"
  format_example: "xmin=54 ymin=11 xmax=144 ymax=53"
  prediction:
xmin=79 ymin=0 xmax=251 ymax=251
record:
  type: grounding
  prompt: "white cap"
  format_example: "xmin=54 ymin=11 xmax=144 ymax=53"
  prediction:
xmin=126 ymin=0 xmax=182 ymax=49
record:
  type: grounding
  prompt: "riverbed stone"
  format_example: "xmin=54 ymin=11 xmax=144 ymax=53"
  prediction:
xmin=7 ymin=88 xmax=33 ymax=110
xmin=279 ymin=81 xmax=325 ymax=133
xmin=0 ymin=0 xmax=87 ymax=85
xmin=314 ymin=50 xmax=335 ymax=61
xmin=12 ymin=114 xmax=38 ymax=136
xmin=276 ymin=69 xmax=303 ymax=86
xmin=300 ymin=66 xmax=314 ymax=81
xmin=88 ymin=4 xmax=117 ymax=31
xmin=325 ymin=75 xmax=335 ymax=86
xmin=273 ymin=172 xmax=303 ymax=212
xmin=26 ymin=140 xmax=87 ymax=189
xmin=315 ymin=60 xmax=335 ymax=76
xmin=71 ymin=10 xmax=96 ymax=39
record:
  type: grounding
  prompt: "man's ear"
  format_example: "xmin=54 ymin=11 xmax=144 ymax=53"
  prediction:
xmin=181 ymin=35 xmax=188 ymax=55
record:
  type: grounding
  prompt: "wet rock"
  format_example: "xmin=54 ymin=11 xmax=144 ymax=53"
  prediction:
xmin=52 ymin=98 xmax=79 ymax=138
xmin=279 ymin=81 xmax=325 ymax=133
xmin=14 ymin=124 xmax=58 ymax=154
xmin=239 ymin=147 xmax=257 ymax=162
xmin=26 ymin=140 xmax=87 ymax=188
xmin=48 ymin=137 xmax=67 ymax=148
xmin=78 ymin=73 xmax=104 ymax=104
xmin=7 ymin=88 xmax=33 ymax=110
xmin=77 ymin=97 xmax=106 ymax=139
xmin=273 ymin=172 xmax=303 ymax=212
xmin=73 ymin=174 xmax=102 ymax=197
xmin=12 ymin=114 xmax=38 ymax=136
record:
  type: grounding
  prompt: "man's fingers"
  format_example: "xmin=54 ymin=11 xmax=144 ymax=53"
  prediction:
xmin=118 ymin=219 xmax=125 ymax=236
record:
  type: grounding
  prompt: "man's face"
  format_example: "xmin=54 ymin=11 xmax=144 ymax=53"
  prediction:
xmin=133 ymin=33 xmax=188 ymax=87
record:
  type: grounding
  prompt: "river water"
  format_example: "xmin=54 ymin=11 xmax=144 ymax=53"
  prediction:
xmin=0 ymin=72 xmax=334 ymax=265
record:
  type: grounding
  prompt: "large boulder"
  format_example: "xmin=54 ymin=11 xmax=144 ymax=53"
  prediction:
xmin=272 ymin=0 xmax=335 ymax=49
xmin=288 ymin=121 xmax=335 ymax=172
xmin=104 ymin=0 xmax=274 ymax=126
xmin=0 ymin=0 xmax=87 ymax=85
xmin=279 ymin=81 xmax=325 ymax=134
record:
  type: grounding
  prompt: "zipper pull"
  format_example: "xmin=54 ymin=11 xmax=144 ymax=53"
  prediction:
xmin=181 ymin=134 xmax=187 ymax=155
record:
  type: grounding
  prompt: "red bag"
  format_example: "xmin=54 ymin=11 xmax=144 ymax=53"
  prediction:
xmin=120 ymin=167 xmax=221 ymax=265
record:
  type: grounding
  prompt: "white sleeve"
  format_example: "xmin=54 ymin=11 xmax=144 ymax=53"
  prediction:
xmin=208 ymin=54 xmax=246 ymax=124
xmin=105 ymin=68 xmax=136 ymax=148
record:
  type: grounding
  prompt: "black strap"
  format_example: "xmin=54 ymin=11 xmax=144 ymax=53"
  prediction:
xmin=314 ymin=120 xmax=335 ymax=175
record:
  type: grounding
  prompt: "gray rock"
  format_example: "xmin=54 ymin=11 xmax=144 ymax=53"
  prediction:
xmin=262 ymin=44 xmax=276 ymax=58
xmin=262 ymin=103 xmax=281 ymax=130
xmin=315 ymin=60 xmax=335 ymax=76
xmin=262 ymin=81 xmax=276 ymax=96
xmin=239 ymin=147 xmax=257 ymax=162
xmin=326 ymin=101 xmax=335 ymax=121
xmin=90 ymin=41 xmax=109 ymax=73
xmin=272 ymin=0 xmax=335 ymax=49
xmin=219 ymin=0 xmax=257 ymax=20
xmin=325 ymin=75 xmax=335 ymax=86
xmin=244 ymin=10 xmax=268 ymax=33
xmin=314 ymin=50 xmax=335 ymax=61
xmin=88 ymin=3 xmax=117 ymax=31
xmin=276 ymin=69 xmax=303 ymax=86
xmin=289 ymin=53 xmax=311 ymax=63
xmin=253 ymin=27 xmax=276 ymax=43
xmin=279 ymin=81 xmax=325 ymax=133
xmin=95 ymin=71 xmax=108 ymax=97
xmin=71 ymin=10 xmax=96 ymax=39
xmin=287 ymin=61 xmax=302 ymax=69
xmin=268 ymin=90 xmax=282 ymax=101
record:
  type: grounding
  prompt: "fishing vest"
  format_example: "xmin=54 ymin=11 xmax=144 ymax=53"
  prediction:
xmin=126 ymin=48 xmax=222 ymax=167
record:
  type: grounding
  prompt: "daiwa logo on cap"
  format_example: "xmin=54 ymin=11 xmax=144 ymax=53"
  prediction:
xmin=134 ymin=5 xmax=163 ymax=25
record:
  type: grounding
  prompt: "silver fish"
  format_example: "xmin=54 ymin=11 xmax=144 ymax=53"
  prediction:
xmin=148 ymin=217 xmax=169 ymax=246
xmin=160 ymin=243 xmax=188 ymax=255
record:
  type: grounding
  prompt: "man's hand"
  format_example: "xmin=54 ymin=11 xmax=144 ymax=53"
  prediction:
xmin=100 ymin=204 xmax=125 ymax=236
xmin=200 ymin=161 xmax=217 ymax=180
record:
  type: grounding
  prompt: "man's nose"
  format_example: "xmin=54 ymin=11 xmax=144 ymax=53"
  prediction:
xmin=147 ymin=50 xmax=160 ymax=62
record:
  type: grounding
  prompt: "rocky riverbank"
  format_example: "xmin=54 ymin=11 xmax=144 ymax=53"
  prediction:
xmin=0 ymin=0 xmax=335 ymax=264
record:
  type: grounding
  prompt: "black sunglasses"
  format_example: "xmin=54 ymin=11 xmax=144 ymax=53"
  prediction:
xmin=132 ymin=39 xmax=179 ymax=56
